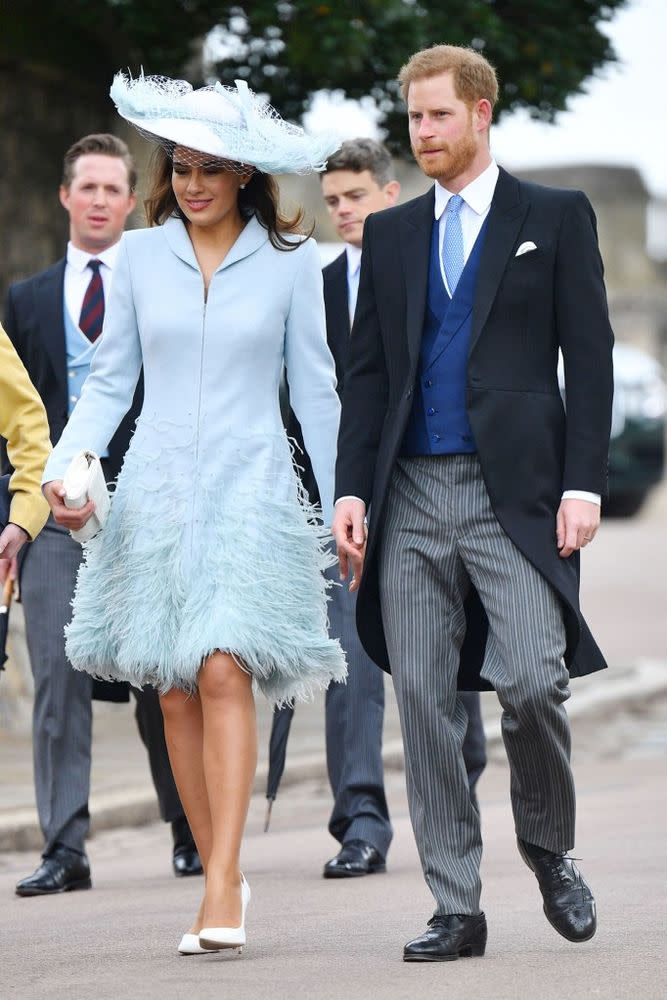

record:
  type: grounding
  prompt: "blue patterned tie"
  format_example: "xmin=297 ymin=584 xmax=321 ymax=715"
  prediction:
xmin=442 ymin=194 xmax=465 ymax=295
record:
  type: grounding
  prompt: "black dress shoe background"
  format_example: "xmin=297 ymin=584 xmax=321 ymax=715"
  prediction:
xmin=323 ymin=839 xmax=386 ymax=878
xmin=15 ymin=845 xmax=91 ymax=897
xmin=172 ymin=846 xmax=203 ymax=877
xmin=403 ymin=913 xmax=487 ymax=962
xmin=171 ymin=817 xmax=203 ymax=877
xmin=518 ymin=838 xmax=597 ymax=942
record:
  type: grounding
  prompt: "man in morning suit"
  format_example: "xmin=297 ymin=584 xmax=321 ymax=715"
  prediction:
xmin=332 ymin=45 xmax=613 ymax=960
xmin=2 ymin=134 xmax=200 ymax=896
xmin=304 ymin=138 xmax=487 ymax=879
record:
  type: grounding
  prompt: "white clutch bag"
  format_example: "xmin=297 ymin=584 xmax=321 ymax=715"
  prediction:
xmin=63 ymin=450 xmax=110 ymax=543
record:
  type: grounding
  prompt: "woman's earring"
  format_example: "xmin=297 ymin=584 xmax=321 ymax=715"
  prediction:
xmin=240 ymin=183 xmax=246 ymax=190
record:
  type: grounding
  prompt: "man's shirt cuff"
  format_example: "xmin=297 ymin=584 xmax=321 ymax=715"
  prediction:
xmin=335 ymin=495 xmax=366 ymax=510
xmin=561 ymin=490 xmax=601 ymax=505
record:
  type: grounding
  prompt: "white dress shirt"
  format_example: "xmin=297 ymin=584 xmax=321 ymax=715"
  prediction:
xmin=345 ymin=243 xmax=362 ymax=324
xmin=64 ymin=241 xmax=119 ymax=330
xmin=435 ymin=160 xmax=499 ymax=297
xmin=336 ymin=161 xmax=600 ymax=507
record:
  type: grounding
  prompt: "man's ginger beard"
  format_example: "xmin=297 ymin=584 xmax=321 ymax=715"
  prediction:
xmin=412 ymin=114 xmax=478 ymax=183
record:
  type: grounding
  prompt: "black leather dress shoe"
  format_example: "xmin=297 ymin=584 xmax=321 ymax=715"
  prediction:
xmin=171 ymin=818 xmax=203 ymax=877
xmin=518 ymin=838 xmax=597 ymax=942
xmin=323 ymin=839 xmax=386 ymax=878
xmin=172 ymin=845 xmax=203 ymax=877
xmin=403 ymin=913 xmax=487 ymax=962
xmin=15 ymin=846 xmax=92 ymax=897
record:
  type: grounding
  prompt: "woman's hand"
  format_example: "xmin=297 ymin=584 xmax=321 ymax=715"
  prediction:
xmin=43 ymin=480 xmax=96 ymax=532
xmin=0 ymin=553 xmax=18 ymax=584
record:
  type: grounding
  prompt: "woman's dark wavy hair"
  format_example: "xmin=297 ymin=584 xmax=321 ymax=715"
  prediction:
xmin=144 ymin=146 xmax=311 ymax=250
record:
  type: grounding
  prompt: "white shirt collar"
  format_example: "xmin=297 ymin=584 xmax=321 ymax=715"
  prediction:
xmin=66 ymin=239 xmax=121 ymax=273
xmin=345 ymin=243 xmax=362 ymax=280
xmin=434 ymin=160 xmax=500 ymax=220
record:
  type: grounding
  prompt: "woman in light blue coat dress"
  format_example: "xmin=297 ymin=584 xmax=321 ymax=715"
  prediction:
xmin=42 ymin=75 xmax=345 ymax=954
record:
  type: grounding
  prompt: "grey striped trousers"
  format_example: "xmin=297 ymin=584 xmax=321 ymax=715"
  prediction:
xmin=379 ymin=454 xmax=575 ymax=915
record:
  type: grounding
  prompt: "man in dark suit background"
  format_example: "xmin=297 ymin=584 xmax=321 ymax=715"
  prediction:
xmin=2 ymin=134 xmax=200 ymax=896
xmin=333 ymin=46 xmax=613 ymax=960
xmin=292 ymin=138 xmax=486 ymax=879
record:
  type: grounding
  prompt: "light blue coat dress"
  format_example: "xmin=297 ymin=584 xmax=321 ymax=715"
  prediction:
xmin=43 ymin=215 xmax=347 ymax=704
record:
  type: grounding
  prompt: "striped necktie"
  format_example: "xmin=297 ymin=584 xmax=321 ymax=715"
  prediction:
xmin=442 ymin=194 xmax=465 ymax=296
xmin=79 ymin=259 xmax=105 ymax=342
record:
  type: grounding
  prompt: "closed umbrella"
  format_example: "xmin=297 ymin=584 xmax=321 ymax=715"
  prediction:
xmin=0 ymin=575 xmax=13 ymax=672
xmin=264 ymin=384 xmax=314 ymax=829
xmin=0 ymin=473 xmax=11 ymax=672
xmin=264 ymin=704 xmax=295 ymax=831
xmin=0 ymin=473 xmax=9 ymax=531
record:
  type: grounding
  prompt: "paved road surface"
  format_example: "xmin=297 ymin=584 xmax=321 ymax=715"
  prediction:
xmin=2 ymin=698 xmax=664 ymax=1000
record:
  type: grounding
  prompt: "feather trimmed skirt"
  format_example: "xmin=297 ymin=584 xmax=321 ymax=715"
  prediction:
xmin=64 ymin=424 xmax=347 ymax=706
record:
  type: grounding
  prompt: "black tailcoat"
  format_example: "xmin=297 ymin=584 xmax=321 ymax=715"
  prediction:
xmin=288 ymin=251 xmax=349 ymax=504
xmin=334 ymin=168 xmax=614 ymax=688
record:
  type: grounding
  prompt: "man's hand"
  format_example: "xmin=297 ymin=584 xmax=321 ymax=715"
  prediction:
xmin=556 ymin=498 xmax=601 ymax=558
xmin=43 ymin=480 xmax=95 ymax=532
xmin=0 ymin=524 xmax=29 ymax=562
xmin=0 ymin=554 xmax=19 ymax=584
xmin=332 ymin=498 xmax=367 ymax=592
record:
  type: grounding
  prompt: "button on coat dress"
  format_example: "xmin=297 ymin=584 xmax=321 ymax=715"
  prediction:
xmin=43 ymin=215 xmax=347 ymax=704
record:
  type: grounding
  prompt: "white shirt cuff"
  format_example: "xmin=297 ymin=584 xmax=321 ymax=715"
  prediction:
xmin=561 ymin=490 xmax=601 ymax=505
xmin=334 ymin=495 xmax=366 ymax=510
xmin=337 ymin=492 xmax=600 ymax=511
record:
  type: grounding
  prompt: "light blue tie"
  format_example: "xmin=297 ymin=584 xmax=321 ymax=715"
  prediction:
xmin=442 ymin=194 xmax=465 ymax=295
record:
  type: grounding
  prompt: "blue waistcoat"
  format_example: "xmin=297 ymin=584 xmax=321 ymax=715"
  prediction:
xmin=64 ymin=302 xmax=109 ymax=457
xmin=401 ymin=216 xmax=488 ymax=456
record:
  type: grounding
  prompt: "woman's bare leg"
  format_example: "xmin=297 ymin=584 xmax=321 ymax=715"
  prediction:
xmin=198 ymin=651 xmax=257 ymax=928
xmin=160 ymin=688 xmax=212 ymax=932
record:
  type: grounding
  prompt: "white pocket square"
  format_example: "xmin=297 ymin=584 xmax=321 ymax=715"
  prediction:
xmin=515 ymin=241 xmax=537 ymax=257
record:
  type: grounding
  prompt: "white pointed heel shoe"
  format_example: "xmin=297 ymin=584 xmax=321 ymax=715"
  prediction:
xmin=178 ymin=932 xmax=213 ymax=955
xmin=199 ymin=874 xmax=251 ymax=952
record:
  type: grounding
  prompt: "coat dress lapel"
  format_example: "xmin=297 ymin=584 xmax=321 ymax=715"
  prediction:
xmin=162 ymin=214 xmax=269 ymax=274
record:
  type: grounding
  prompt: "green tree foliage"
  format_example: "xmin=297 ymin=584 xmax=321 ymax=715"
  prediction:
xmin=212 ymin=0 xmax=628 ymax=151
xmin=4 ymin=0 xmax=627 ymax=151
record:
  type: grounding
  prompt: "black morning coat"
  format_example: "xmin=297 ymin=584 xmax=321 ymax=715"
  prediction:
xmin=3 ymin=259 xmax=142 ymax=701
xmin=334 ymin=167 xmax=615 ymax=691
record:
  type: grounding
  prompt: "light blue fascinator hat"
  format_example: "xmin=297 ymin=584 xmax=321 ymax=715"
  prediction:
xmin=110 ymin=72 xmax=340 ymax=174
